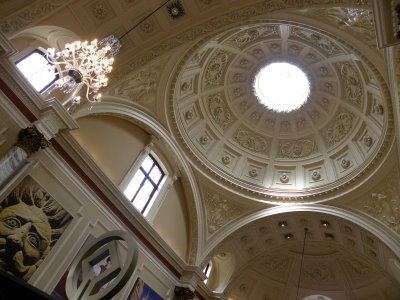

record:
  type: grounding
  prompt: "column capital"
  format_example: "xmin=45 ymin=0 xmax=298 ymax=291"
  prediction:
xmin=174 ymin=286 xmax=195 ymax=300
xmin=15 ymin=126 xmax=50 ymax=157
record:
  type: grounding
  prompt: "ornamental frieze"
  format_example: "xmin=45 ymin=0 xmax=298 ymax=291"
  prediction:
xmin=207 ymin=94 xmax=234 ymax=130
xmin=298 ymin=7 xmax=377 ymax=49
xmin=277 ymin=139 xmax=317 ymax=159
xmin=225 ymin=25 xmax=279 ymax=48
xmin=233 ymin=127 xmax=271 ymax=154
xmin=205 ymin=49 xmax=230 ymax=87
xmin=338 ymin=62 xmax=363 ymax=108
xmin=323 ymin=111 xmax=354 ymax=147
xmin=289 ymin=27 xmax=342 ymax=56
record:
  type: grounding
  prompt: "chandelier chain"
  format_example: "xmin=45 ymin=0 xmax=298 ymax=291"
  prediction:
xmin=295 ymin=228 xmax=308 ymax=300
xmin=119 ymin=0 xmax=172 ymax=41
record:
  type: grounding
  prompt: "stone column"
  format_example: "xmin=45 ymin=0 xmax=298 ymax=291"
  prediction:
xmin=0 ymin=126 xmax=49 ymax=186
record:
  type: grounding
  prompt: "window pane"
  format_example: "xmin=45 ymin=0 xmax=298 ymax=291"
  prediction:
xmin=133 ymin=189 xmax=150 ymax=212
xmin=141 ymin=156 xmax=154 ymax=173
xmin=133 ymin=169 xmax=145 ymax=183
xmin=124 ymin=179 xmax=140 ymax=200
xmin=16 ymin=51 xmax=56 ymax=92
xmin=142 ymin=180 xmax=155 ymax=195
xmin=149 ymin=166 xmax=162 ymax=184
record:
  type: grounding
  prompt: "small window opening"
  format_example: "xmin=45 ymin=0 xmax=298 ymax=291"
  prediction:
xmin=124 ymin=154 xmax=165 ymax=216
xmin=15 ymin=49 xmax=58 ymax=93
xmin=203 ymin=262 xmax=212 ymax=283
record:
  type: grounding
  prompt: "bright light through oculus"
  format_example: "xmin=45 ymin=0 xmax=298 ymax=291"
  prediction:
xmin=254 ymin=62 xmax=310 ymax=112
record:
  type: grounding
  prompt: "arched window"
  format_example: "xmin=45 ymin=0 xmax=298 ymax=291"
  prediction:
xmin=203 ymin=261 xmax=212 ymax=283
xmin=123 ymin=154 xmax=165 ymax=216
xmin=15 ymin=49 xmax=58 ymax=93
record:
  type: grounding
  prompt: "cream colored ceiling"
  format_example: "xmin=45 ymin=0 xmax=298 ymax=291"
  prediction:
xmin=169 ymin=22 xmax=391 ymax=201
xmin=214 ymin=212 xmax=400 ymax=300
xmin=3 ymin=0 xmax=400 ymax=299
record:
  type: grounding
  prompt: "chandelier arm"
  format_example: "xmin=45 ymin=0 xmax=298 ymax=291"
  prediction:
xmin=118 ymin=0 xmax=172 ymax=41
xmin=295 ymin=228 xmax=308 ymax=300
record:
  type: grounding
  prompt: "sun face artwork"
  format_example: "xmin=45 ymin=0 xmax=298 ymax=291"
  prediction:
xmin=0 ymin=176 xmax=73 ymax=281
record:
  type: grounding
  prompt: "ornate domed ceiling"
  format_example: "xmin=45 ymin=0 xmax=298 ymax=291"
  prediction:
xmin=211 ymin=212 xmax=400 ymax=299
xmin=169 ymin=22 xmax=393 ymax=203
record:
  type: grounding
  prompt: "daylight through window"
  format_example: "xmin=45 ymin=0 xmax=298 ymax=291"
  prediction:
xmin=203 ymin=262 xmax=212 ymax=283
xmin=124 ymin=154 xmax=165 ymax=216
xmin=15 ymin=49 xmax=58 ymax=93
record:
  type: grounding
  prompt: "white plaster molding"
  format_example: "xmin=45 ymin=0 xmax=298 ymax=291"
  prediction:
xmin=72 ymin=100 xmax=205 ymax=263
xmin=199 ymin=204 xmax=400 ymax=264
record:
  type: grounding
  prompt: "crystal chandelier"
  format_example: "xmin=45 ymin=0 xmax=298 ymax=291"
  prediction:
xmin=45 ymin=0 xmax=172 ymax=109
xmin=46 ymin=35 xmax=120 ymax=107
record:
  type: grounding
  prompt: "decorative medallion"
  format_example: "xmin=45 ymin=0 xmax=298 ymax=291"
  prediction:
xmin=167 ymin=1 xmax=185 ymax=20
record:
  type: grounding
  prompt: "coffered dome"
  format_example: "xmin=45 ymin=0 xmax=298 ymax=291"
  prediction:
xmin=170 ymin=22 xmax=392 ymax=203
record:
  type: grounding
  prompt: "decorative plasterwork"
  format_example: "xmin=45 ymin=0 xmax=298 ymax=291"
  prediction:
xmin=204 ymin=191 xmax=246 ymax=234
xmin=233 ymin=127 xmax=270 ymax=155
xmin=349 ymin=167 xmax=400 ymax=234
xmin=296 ymin=7 xmax=377 ymax=49
xmin=338 ymin=62 xmax=363 ymax=108
xmin=215 ymin=212 xmax=400 ymax=299
xmin=109 ymin=0 xmax=371 ymax=80
xmin=226 ymin=25 xmax=280 ymax=48
xmin=169 ymin=21 xmax=392 ymax=202
xmin=0 ymin=0 xmax=73 ymax=36
xmin=278 ymin=138 xmax=317 ymax=159
xmin=289 ymin=27 xmax=343 ymax=56
xmin=110 ymin=58 xmax=167 ymax=113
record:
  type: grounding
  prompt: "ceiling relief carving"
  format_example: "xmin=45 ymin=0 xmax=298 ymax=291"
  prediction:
xmin=289 ymin=27 xmax=343 ymax=56
xmin=212 ymin=212 xmax=399 ymax=299
xmin=278 ymin=139 xmax=317 ymax=159
xmin=226 ymin=25 xmax=280 ymax=49
xmin=108 ymin=0 xmax=370 ymax=79
xmin=0 ymin=0 xmax=71 ymax=36
xmin=233 ymin=127 xmax=271 ymax=155
xmin=111 ymin=59 xmax=166 ymax=112
xmin=337 ymin=62 xmax=363 ymax=108
xmin=169 ymin=21 xmax=391 ymax=201
xmin=323 ymin=110 xmax=354 ymax=148
xmin=296 ymin=7 xmax=377 ymax=50
xmin=349 ymin=168 xmax=400 ymax=234
xmin=205 ymin=49 xmax=231 ymax=88
xmin=204 ymin=191 xmax=246 ymax=235
xmin=207 ymin=94 xmax=235 ymax=131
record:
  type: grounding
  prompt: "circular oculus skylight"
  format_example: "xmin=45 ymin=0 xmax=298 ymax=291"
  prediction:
xmin=254 ymin=62 xmax=310 ymax=112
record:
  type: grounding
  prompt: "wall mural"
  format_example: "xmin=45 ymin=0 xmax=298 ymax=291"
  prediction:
xmin=128 ymin=277 xmax=163 ymax=300
xmin=0 ymin=176 xmax=73 ymax=281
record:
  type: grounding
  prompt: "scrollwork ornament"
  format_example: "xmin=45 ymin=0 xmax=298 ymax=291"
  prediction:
xmin=340 ymin=62 xmax=362 ymax=107
xmin=234 ymin=127 xmax=270 ymax=154
xmin=208 ymin=94 xmax=234 ymax=130
xmin=205 ymin=49 xmax=229 ymax=86
xmin=278 ymin=139 xmax=317 ymax=159
xmin=326 ymin=112 xmax=353 ymax=147
xmin=15 ymin=126 xmax=50 ymax=157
